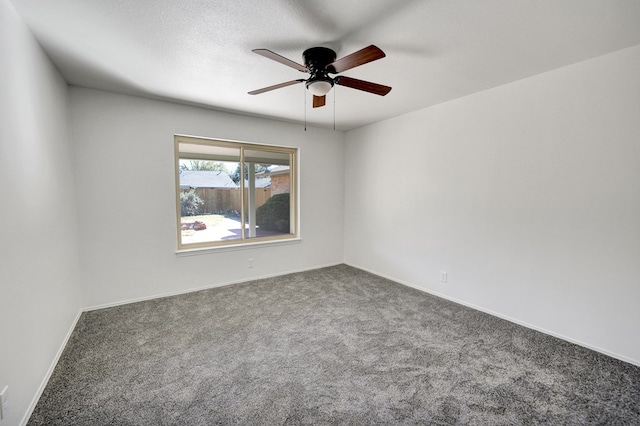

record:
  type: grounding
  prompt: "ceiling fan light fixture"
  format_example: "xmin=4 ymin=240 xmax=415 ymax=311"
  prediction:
xmin=307 ymin=79 xmax=333 ymax=96
xmin=249 ymin=45 xmax=391 ymax=105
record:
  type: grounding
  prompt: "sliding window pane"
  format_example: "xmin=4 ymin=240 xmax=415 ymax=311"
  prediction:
xmin=178 ymin=144 xmax=242 ymax=246
xmin=244 ymin=149 xmax=292 ymax=239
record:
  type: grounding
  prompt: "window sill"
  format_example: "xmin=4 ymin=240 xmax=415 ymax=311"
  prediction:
xmin=175 ymin=237 xmax=302 ymax=256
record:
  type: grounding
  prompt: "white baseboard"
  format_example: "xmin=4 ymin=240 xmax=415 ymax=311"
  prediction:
xmin=344 ymin=262 xmax=640 ymax=368
xmin=20 ymin=309 xmax=83 ymax=426
xmin=83 ymin=262 xmax=344 ymax=312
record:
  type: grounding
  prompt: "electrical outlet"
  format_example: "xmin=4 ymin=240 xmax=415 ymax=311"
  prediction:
xmin=248 ymin=258 xmax=254 ymax=268
xmin=440 ymin=271 xmax=448 ymax=283
xmin=0 ymin=386 xmax=8 ymax=421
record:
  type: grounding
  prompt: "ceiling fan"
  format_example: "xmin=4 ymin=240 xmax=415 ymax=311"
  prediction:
xmin=248 ymin=45 xmax=392 ymax=108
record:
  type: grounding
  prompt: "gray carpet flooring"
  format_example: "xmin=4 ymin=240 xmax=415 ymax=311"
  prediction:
xmin=29 ymin=265 xmax=640 ymax=425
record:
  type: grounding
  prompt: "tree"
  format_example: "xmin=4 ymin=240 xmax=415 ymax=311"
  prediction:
xmin=230 ymin=163 xmax=270 ymax=184
xmin=180 ymin=160 xmax=226 ymax=172
xmin=180 ymin=190 xmax=203 ymax=216
xmin=256 ymin=193 xmax=290 ymax=232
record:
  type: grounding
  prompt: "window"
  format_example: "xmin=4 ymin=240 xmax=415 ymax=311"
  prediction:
xmin=175 ymin=135 xmax=298 ymax=250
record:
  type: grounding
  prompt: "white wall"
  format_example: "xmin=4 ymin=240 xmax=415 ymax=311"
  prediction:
xmin=0 ymin=0 xmax=82 ymax=424
xmin=345 ymin=45 xmax=640 ymax=365
xmin=69 ymin=88 xmax=345 ymax=308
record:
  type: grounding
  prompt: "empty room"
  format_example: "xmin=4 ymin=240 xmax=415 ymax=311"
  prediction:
xmin=1 ymin=0 xmax=639 ymax=424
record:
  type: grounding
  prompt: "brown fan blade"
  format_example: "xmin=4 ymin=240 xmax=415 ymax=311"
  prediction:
xmin=252 ymin=49 xmax=308 ymax=72
xmin=248 ymin=79 xmax=304 ymax=95
xmin=312 ymin=95 xmax=326 ymax=108
xmin=327 ymin=45 xmax=385 ymax=74
xmin=335 ymin=76 xmax=391 ymax=96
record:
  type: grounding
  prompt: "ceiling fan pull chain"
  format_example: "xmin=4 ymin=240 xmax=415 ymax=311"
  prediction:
xmin=304 ymin=86 xmax=307 ymax=132
xmin=333 ymin=87 xmax=336 ymax=131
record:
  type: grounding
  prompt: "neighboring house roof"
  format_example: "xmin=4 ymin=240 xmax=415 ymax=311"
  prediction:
xmin=244 ymin=177 xmax=271 ymax=188
xmin=257 ymin=166 xmax=290 ymax=177
xmin=179 ymin=170 xmax=237 ymax=189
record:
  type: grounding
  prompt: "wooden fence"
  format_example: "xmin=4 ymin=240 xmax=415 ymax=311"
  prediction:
xmin=182 ymin=188 xmax=271 ymax=213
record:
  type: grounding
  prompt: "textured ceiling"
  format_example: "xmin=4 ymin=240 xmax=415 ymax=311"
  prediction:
xmin=8 ymin=0 xmax=640 ymax=130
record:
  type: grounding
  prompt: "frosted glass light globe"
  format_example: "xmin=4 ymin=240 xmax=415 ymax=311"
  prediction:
xmin=308 ymin=80 xmax=332 ymax=96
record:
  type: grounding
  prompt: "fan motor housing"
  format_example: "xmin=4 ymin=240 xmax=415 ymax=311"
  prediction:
xmin=302 ymin=47 xmax=337 ymax=73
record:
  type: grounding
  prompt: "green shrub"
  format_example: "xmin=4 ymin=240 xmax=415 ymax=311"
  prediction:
xmin=180 ymin=190 xmax=203 ymax=216
xmin=256 ymin=193 xmax=290 ymax=232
